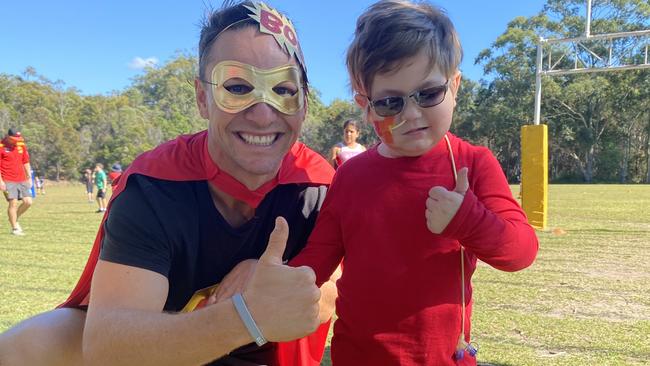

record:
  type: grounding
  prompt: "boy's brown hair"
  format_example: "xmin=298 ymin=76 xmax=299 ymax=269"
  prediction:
xmin=346 ymin=0 xmax=463 ymax=96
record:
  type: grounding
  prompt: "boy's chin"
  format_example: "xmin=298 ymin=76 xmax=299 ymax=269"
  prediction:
xmin=379 ymin=142 xmax=435 ymax=158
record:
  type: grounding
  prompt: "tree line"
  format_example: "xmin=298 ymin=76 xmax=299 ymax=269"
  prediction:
xmin=1 ymin=0 xmax=648 ymax=183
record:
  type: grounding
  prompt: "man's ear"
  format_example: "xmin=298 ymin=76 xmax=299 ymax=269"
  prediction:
xmin=354 ymin=94 xmax=368 ymax=108
xmin=195 ymin=78 xmax=209 ymax=119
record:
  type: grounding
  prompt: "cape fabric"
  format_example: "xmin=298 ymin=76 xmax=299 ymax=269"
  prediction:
xmin=59 ymin=130 xmax=334 ymax=366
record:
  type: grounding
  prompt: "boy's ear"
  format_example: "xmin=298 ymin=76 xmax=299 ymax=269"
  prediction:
xmin=354 ymin=94 xmax=368 ymax=108
xmin=450 ymin=71 xmax=462 ymax=97
xmin=195 ymin=78 xmax=209 ymax=119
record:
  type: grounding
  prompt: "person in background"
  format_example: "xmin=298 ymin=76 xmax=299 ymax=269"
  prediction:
xmin=93 ymin=163 xmax=107 ymax=212
xmin=108 ymin=163 xmax=123 ymax=187
xmin=0 ymin=128 xmax=33 ymax=235
xmin=34 ymin=174 xmax=45 ymax=195
xmin=329 ymin=119 xmax=366 ymax=168
xmin=83 ymin=168 xmax=93 ymax=202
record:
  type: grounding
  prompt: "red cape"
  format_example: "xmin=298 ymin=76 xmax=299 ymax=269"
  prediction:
xmin=59 ymin=131 xmax=334 ymax=366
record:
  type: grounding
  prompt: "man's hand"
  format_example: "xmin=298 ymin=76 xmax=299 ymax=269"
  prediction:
xmin=0 ymin=181 xmax=6 ymax=191
xmin=425 ymin=167 xmax=469 ymax=234
xmin=243 ymin=217 xmax=320 ymax=342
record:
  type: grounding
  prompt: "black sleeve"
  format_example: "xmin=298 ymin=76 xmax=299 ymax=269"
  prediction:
xmin=99 ymin=175 xmax=172 ymax=277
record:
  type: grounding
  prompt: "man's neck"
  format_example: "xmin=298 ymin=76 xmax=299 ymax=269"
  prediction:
xmin=208 ymin=182 xmax=255 ymax=228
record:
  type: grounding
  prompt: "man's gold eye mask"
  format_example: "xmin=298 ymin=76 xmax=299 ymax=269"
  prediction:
xmin=207 ymin=60 xmax=304 ymax=115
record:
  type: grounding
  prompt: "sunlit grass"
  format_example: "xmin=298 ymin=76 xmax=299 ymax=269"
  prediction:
xmin=1 ymin=184 xmax=648 ymax=365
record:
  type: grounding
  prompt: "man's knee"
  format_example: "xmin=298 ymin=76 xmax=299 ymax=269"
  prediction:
xmin=0 ymin=308 xmax=86 ymax=366
xmin=7 ymin=199 xmax=18 ymax=209
xmin=21 ymin=197 xmax=32 ymax=207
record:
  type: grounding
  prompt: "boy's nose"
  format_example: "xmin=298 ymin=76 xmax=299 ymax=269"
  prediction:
xmin=400 ymin=98 xmax=423 ymax=122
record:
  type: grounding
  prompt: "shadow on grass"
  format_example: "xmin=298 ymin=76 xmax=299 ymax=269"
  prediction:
xmin=320 ymin=345 xmax=516 ymax=366
xmin=562 ymin=228 xmax=650 ymax=234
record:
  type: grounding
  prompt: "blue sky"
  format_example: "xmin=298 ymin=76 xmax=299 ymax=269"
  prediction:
xmin=1 ymin=0 xmax=547 ymax=105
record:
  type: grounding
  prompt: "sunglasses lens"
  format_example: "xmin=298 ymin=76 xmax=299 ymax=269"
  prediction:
xmin=415 ymin=86 xmax=447 ymax=107
xmin=372 ymin=97 xmax=404 ymax=117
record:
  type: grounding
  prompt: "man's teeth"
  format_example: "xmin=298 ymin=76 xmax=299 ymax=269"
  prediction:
xmin=240 ymin=133 xmax=277 ymax=146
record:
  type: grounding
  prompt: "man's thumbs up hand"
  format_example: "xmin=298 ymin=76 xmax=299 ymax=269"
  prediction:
xmin=425 ymin=168 xmax=469 ymax=234
xmin=258 ymin=217 xmax=290 ymax=265
xmin=242 ymin=217 xmax=321 ymax=342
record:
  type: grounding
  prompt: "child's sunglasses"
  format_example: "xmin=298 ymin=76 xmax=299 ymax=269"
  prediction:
xmin=367 ymin=80 xmax=449 ymax=117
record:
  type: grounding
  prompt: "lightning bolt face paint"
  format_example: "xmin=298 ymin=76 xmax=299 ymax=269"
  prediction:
xmin=372 ymin=117 xmax=407 ymax=144
xmin=209 ymin=60 xmax=304 ymax=115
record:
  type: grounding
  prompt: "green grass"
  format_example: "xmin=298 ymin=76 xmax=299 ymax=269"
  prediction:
xmin=1 ymin=184 xmax=649 ymax=365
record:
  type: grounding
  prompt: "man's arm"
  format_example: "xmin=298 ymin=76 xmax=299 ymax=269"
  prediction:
xmin=0 ymin=158 xmax=5 ymax=191
xmin=23 ymin=162 xmax=31 ymax=187
xmin=83 ymin=217 xmax=321 ymax=366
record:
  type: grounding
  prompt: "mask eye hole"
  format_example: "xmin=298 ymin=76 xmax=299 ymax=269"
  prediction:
xmin=272 ymin=81 xmax=298 ymax=97
xmin=223 ymin=78 xmax=254 ymax=95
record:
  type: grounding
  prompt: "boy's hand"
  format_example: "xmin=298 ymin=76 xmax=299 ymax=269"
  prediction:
xmin=425 ymin=167 xmax=469 ymax=234
xmin=208 ymin=259 xmax=258 ymax=304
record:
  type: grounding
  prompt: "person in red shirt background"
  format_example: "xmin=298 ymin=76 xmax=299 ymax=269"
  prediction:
xmin=0 ymin=128 xmax=33 ymax=236
xmin=108 ymin=163 xmax=123 ymax=187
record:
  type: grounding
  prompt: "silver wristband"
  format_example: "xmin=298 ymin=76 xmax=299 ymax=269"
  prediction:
xmin=232 ymin=293 xmax=268 ymax=346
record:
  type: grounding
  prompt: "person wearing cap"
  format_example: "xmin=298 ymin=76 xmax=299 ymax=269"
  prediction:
xmin=0 ymin=2 xmax=336 ymax=366
xmin=0 ymin=128 xmax=32 ymax=235
xmin=108 ymin=163 xmax=123 ymax=187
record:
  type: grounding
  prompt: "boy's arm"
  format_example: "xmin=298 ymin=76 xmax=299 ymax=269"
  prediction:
xmin=441 ymin=150 xmax=538 ymax=272
xmin=289 ymin=184 xmax=345 ymax=286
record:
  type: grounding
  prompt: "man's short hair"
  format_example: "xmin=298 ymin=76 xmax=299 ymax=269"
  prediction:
xmin=7 ymin=128 xmax=19 ymax=137
xmin=346 ymin=0 xmax=463 ymax=95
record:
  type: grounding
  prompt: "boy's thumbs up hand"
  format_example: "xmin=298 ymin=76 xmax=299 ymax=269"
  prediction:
xmin=242 ymin=217 xmax=321 ymax=342
xmin=425 ymin=168 xmax=469 ymax=234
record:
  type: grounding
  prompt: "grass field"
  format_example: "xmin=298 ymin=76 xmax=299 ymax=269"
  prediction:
xmin=1 ymin=184 xmax=649 ymax=365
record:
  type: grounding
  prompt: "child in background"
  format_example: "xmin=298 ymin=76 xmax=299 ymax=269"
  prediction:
xmin=34 ymin=175 xmax=44 ymax=195
xmin=329 ymin=119 xmax=366 ymax=168
xmin=290 ymin=1 xmax=539 ymax=365
xmin=83 ymin=168 xmax=93 ymax=202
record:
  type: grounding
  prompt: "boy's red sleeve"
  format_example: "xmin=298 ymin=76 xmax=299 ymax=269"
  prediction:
xmin=442 ymin=148 xmax=538 ymax=272
xmin=289 ymin=178 xmax=345 ymax=286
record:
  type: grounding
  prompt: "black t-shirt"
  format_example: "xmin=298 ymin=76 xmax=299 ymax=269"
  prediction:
xmin=99 ymin=174 xmax=327 ymax=365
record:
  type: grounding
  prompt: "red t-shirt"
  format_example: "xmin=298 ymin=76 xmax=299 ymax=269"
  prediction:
xmin=108 ymin=171 xmax=122 ymax=185
xmin=291 ymin=133 xmax=539 ymax=366
xmin=0 ymin=141 xmax=30 ymax=182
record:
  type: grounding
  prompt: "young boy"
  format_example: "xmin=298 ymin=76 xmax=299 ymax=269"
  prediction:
xmin=290 ymin=1 xmax=539 ymax=365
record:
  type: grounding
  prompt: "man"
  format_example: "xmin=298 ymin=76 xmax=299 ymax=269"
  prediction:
xmin=93 ymin=163 xmax=107 ymax=212
xmin=0 ymin=128 xmax=32 ymax=235
xmin=0 ymin=2 xmax=336 ymax=365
